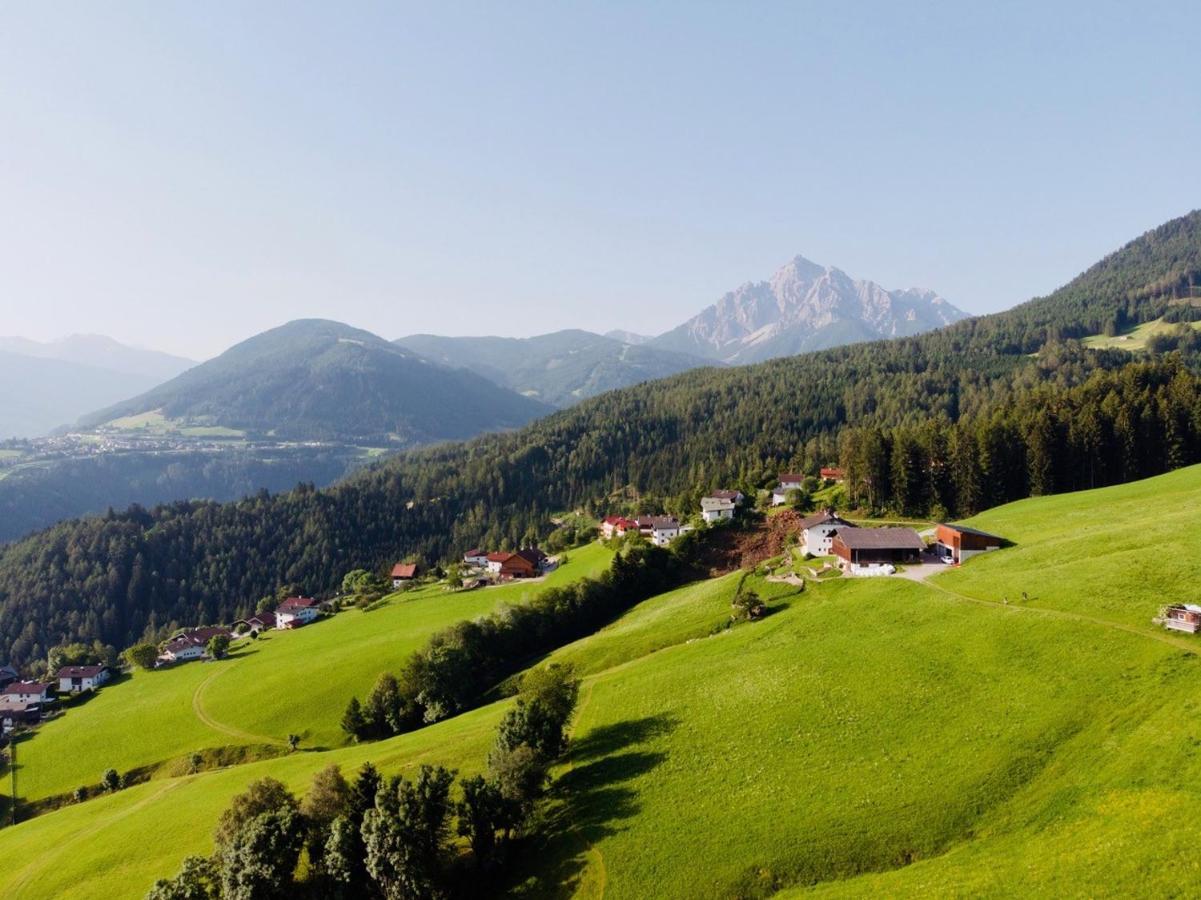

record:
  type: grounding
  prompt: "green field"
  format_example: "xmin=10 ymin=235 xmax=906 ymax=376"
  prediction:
xmin=6 ymin=469 xmax=1201 ymax=897
xmin=15 ymin=542 xmax=613 ymax=805
xmin=1081 ymin=315 xmax=1201 ymax=350
xmin=101 ymin=409 xmax=246 ymax=438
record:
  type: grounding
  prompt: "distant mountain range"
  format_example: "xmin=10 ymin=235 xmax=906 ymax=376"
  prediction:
xmin=0 ymin=335 xmax=197 ymax=439
xmin=77 ymin=319 xmax=552 ymax=443
xmin=0 ymin=334 xmax=196 ymax=381
xmin=394 ymin=330 xmax=714 ymax=408
xmin=649 ymin=255 xmax=967 ymax=364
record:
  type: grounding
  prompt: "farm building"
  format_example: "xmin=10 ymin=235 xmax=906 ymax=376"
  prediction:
xmin=934 ymin=524 xmax=1005 ymax=564
xmin=463 ymin=548 xmax=489 ymax=567
xmin=772 ymin=473 xmax=806 ymax=506
xmin=820 ymin=467 xmax=845 ymax=482
xmin=1161 ymin=604 xmax=1201 ymax=634
xmin=275 ymin=597 xmax=321 ymax=629
xmin=831 ymin=527 xmax=925 ymax=574
xmin=636 ymin=515 xmax=681 ymax=547
xmin=799 ymin=509 xmax=855 ymax=556
xmin=391 ymin=563 xmax=418 ymax=587
xmin=56 ymin=665 xmax=111 ymax=693
xmin=240 ymin=612 xmax=276 ymax=632
xmin=700 ymin=496 xmax=737 ymax=523
xmin=600 ymin=516 xmax=637 ymax=540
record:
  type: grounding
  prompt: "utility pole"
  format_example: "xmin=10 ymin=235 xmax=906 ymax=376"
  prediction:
xmin=9 ymin=737 xmax=16 ymax=827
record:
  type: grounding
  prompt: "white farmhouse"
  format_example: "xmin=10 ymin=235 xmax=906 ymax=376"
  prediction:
xmin=771 ymin=473 xmax=806 ymax=506
xmin=700 ymin=496 xmax=736 ymax=523
xmin=56 ymin=665 xmax=111 ymax=693
xmin=636 ymin=515 xmax=680 ymax=547
xmin=275 ymin=597 xmax=321 ymax=629
xmin=799 ymin=509 xmax=855 ymax=556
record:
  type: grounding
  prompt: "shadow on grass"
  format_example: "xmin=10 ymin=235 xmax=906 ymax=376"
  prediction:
xmin=503 ymin=714 xmax=677 ymax=898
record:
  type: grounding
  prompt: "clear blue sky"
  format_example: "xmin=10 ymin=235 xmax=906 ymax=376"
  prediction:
xmin=1 ymin=1 xmax=1198 ymax=359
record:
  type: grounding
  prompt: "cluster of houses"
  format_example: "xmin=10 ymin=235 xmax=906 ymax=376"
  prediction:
xmin=601 ymin=515 xmax=686 ymax=547
xmin=461 ymin=547 xmax=554 ymax=581
xmin=1 ymin=663 xmax=116 ymax=736
xmin=798 ymin=509 xmax=1005 ymax=575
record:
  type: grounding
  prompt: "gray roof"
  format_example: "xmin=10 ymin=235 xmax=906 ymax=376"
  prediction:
xmin=833 ymin=527 xmax=925 ymax=551
xmin=798 ymin=511 xmax=853 ymax=530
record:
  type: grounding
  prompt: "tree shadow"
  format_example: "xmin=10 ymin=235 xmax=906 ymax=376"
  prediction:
xmin=501 ymin=714 xmax=678 ymax=898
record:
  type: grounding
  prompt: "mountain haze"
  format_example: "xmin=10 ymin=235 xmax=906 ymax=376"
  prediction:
xmin=0 ymin=334 xmax=196 ymax=381
xmin=394 ymin=329 xmax=716 ymax=407
xmin=651 ymin=254 xmax=967 ymax=363
xmin=76 ymin=319 xmax=552 ymax=443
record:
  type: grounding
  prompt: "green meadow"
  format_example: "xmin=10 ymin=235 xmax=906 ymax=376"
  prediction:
xmin=5 ymin=468 xmax=1201 ymax=897
xmin=15 ymin=541 xmax=613 ymax=804
xmin=1081 ymin=315 xmax=1201 ymax=350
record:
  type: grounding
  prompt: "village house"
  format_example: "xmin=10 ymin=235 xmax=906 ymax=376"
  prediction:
xmin=1161 ymin=604 xmax=1201 ymax=634
xmin=0 ymin=664 xmax=18 ymax=690
xmin=820 ymin=466 xmax=845 ymax=482
xmin=600 ymin=515 xmax=637 ymax=540
xmin=831 ymin=527 xmax=925 ymax=574
xmin=159 ymin=626 xmax=234 ymax=664
xmin=241 ymin=611 xmax=276 ymax=632
xmin=0 ymin=695 xmax=43 ymax=735
xmin=275 ymin=596 xmax=321 ymax=629
xmin=2 ymin=680 xmax=54 ymax=705
xmin=487 ymin=549 xmax=544 ymax=579
xmin=636 ymin=515 xmax=680 ymax=547
xmin=799 ymin=509 xmax=856 ymax=556
xmin=700 ymin=495 xmax=737 ymax=523
xmin=463 ymin=548 xmax=489 ymax=568
xmin=391 ymin=563 xmax=418 ymax=588
xmin=772 ymin=473 xmax=806 ymax=506
xmin=933 ymin=524 xmax=1005 ymax=565
xmin=56 ymin=665 xmax=111 ymax=694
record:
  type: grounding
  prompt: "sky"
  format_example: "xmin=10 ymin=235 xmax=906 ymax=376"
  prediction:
xmin=0 ymin=2 xmax=1198 ymax=360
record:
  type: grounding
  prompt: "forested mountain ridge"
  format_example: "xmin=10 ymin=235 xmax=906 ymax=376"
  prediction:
xmin=75 ymin=319 xmax=552 ymax=443
xmin=1 ymin=210 xmax=1200 ymax=665
xmin=394 ymin=329 xmax=716 ymax=407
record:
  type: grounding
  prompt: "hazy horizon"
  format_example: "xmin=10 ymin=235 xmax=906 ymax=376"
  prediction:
xmin=2 ymin=2 xmax=1199 ymax=359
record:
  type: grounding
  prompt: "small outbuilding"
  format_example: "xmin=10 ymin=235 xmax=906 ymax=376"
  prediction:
xmin=1161 ymin=604 xmax=1201 ymax=634
xmin=391 ymin=563 xmax=418 ymax=588
xmin=934 ymin=524 xmax=1004 ymax=565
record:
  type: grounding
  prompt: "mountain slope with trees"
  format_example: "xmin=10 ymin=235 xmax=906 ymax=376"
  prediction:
xmin=1 ymin=211 xmax=1200 ymax=663
xmin=77 ymin=319 xmax=552 ymax=443
xmin=394 ymin=329 xmax=716 ymax=407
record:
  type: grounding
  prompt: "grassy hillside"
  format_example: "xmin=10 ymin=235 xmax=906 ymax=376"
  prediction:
xmin=14 ymin=542 xmax=613 ymax=806
xmin=7 ymin=467 xmax=1201 ymax=896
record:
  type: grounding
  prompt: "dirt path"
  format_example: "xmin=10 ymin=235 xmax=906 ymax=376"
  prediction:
xmin=921 ymin=578 xmax=1200 ymax=656
xmin=3 ymin=779 xmax=188 ymax=898
xmin=191 ymin=666 xmax=282 ymax=746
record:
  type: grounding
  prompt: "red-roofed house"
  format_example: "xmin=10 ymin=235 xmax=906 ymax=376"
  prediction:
xmin=463 ymin=549 xmax=489 ymax=568
xmin=600 ymin=516 xmax=637 ymax=540
xmin=820 ymin=467 xmax=845 ymax=482
xmin=486 ymin=551 xmax=538 ymax=579
xmin=56 ymin=665 xmax=111 ymax=693
xmin=2 ymin=681 xmax=54 ymax=704
xmin=275 ymin=596 xmax=321 ymax=629
xmin=391 ymin=563 xmax=418 ymax=588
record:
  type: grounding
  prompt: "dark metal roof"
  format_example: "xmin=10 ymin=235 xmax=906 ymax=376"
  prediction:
xmin=833 ymin=527 xmax=925 ymax=551
xmin=939 ymin=523 xmax=1004 ymax=541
